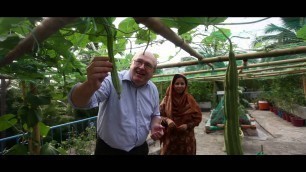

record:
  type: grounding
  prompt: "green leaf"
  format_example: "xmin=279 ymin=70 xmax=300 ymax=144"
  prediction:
xmin=73 ymin=17 xmax=92 ymax=33
xmin=65 ymin=32 xmax=89 ymax=48
xmin=18 ymin=105 xmax=30 ymax=124
xmin=200 ymin=17 xmax=227 ymax=26
xmin=176 ymin=18 xmax=200 ymax=35
xmin=181 ymin=33 xmax=192 ymax=43
xmin=40 ymin=142 xmax=59 ymax=155
xmin=0 ymin=114 xmax=17 ymax=131
xmin=211 ymin=28 xmax=231 ymax=41
xmin=27 ymin=108 xmax=41 ymax=128
xmin=37 ymin=95 xmax=52 ymax=106
xmin=117 ymin=17 xmax=140 ymax=38
xmin=0 ymin=34 xmax=21 ymax=49
xmin=114 ymin=38 xmax=127 ymax=54
xmin=18 ymin=105 xmax=41 ymax=128
xmin=25 ymin=93 xmax=51 ymax=106
xmin=169 ymin=17 xmax=227 ymax=35
xmin=297 ymin=25 xmax=306 ymax=40
xmin=3 ymin=143 xmax=28 ymax=155
xmin=135 ymin=29 xmax=157 ymax=44
xmin=202 ymin=28 xmax=231 ymax=44
xmin=159 ymin=17 xmax=178 ymax=28
xmin=46 ymin=33 xmax=73 ymax=54
xmin=38 ymin=122 xmax=50 ymax=138
xmin=0 ymin=17 xmax=26 ymax=34
xmin=57 ymin=147 xmax=68 ymax=155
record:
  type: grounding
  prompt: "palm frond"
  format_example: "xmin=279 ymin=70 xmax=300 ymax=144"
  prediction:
xmin=281 ymin=17 xmax=305 ymax=31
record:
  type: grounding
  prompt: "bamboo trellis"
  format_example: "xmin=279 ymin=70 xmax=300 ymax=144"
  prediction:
xmin=154 ymin=58 xmax=306 ymax=78
xmin=156 ymin=46 xmax=306 ymax=69
xmin=2 ymin=17 xmax=306 ymax=81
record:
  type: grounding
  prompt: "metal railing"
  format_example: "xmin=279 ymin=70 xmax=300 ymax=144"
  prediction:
xmin=0 ymin=116 xmax=97 ymax=154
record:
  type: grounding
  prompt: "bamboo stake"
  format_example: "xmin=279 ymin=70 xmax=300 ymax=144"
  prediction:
xmin=29 ymin=82 xmax=41 ymax=155
xmin=303 ymin=75 xmax=306 ymax=98
xmin=0 ymin=17 xmax=78 ymax=67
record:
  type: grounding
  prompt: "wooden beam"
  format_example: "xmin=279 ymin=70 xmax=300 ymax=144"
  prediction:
xmin=133 ymin=17 xmax=213 ymax=68
xmin=0 ymin=17 xmax=78 ymax=67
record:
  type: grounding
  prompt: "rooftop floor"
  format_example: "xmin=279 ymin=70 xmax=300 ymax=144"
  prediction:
xmin=150 ymin=109 xmax=306 ymax=155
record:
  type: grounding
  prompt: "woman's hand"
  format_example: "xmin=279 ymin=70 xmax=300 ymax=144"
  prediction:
xmin=177 ymin=124 xmax=188 ymax=132
xmin=166 ymin=118 xmax=176 ymax=130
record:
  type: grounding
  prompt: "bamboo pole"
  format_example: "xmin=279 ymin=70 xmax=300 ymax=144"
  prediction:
xmin=133 ymin=17 xmax=213 ymax=68
xmin=189 ymin=73 xmax=306 ymax=82
xmin=153 ymin=58 xmax=306 ymax=78
xmin=190 ymin=68 xmax=306 ymax=81
xmin=303 ymin=75 xmax=306 ymax=98
xmin=156 ymin=46 xmax=306 ymax=69
xmin=0 ymin=17 xmax=78 ymax=67
xmin=241 ymin=63 xmax=306 ymax=74
xmin=29 ymin=82 xmax=41 ymax=155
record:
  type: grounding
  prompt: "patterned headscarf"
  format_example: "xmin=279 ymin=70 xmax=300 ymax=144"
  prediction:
xmin=161 ymin=74 xmax=201 ymax=125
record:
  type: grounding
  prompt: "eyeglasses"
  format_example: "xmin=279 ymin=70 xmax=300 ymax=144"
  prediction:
xmin=133 ymin=59 xmax=155 ymax=70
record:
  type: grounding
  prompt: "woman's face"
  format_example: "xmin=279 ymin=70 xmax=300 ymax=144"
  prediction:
xmin=173 ymin=77 xmax=186 ymax=94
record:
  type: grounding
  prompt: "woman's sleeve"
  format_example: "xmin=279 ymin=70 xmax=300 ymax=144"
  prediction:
xmin=159 ymin=97 xmax=168 ymax=126
xmin=159 ymin=96 xmax=166 ymax=117
xmin=188 ymin=94 xmax=202 ymax=128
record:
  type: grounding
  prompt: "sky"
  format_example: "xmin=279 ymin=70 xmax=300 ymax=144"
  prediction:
xmin=115 ymin=17 xmax=283 ymax=64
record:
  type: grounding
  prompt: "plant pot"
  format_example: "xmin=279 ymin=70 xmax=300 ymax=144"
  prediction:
xmin=282 ymin=112 xmax=287 ymax=120
xmin=258 ymin=101 xmax=269 ymax=110
xmin=272 ymin=107 xmax=278 ymax=115
xmin=277 ymin=109 xmax=283 ymax=118
xmin=291 ymin=117 xmax=304 ymax=127
xmin=286 ymin=114 xmax=292 ymax=122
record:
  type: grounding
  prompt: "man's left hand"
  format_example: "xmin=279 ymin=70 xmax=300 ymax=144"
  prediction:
xmin=150 ymin=124 xmax=164 ymax=141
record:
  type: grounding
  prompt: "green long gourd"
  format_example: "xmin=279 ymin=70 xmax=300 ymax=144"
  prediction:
xmin=102 ymin=17 xmax=121 ymax=99
xmin=219 ymin=29 xmax=243 ymax=155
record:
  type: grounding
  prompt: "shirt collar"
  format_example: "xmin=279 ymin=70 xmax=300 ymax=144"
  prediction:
xmin=122 ymin=70 xmax=132 ymax=81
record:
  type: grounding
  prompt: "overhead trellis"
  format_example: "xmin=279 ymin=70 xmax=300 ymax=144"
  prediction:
xmin=1 ymin=17 xmax=306 ymax=81
xmin=156 ymin=46 xmax=306 ymax=69
xmin=152 ymin=56 xmax=306 ymax=83
xmin=0 ymin=17 xmax=305 ymax=156
xmin=154 ymin=58 xmax=306 ymax=78
xmin=189 ymin=68 xmax=306 ymax=81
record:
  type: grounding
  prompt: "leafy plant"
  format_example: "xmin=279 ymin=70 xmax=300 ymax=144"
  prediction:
xmin=258 ymin=75 xmax=306 ymax=112
xmin=60 ymin=125 xmax=96 ymax=155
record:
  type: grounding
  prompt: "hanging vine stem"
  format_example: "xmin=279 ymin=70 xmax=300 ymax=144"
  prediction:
xmin=143 ymin=30 xmax=151 ymax=55
xmin=102 ymin=17 xmax=122 ymax=99
xmin=214 ymin=25 xmax=243 ymax=155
